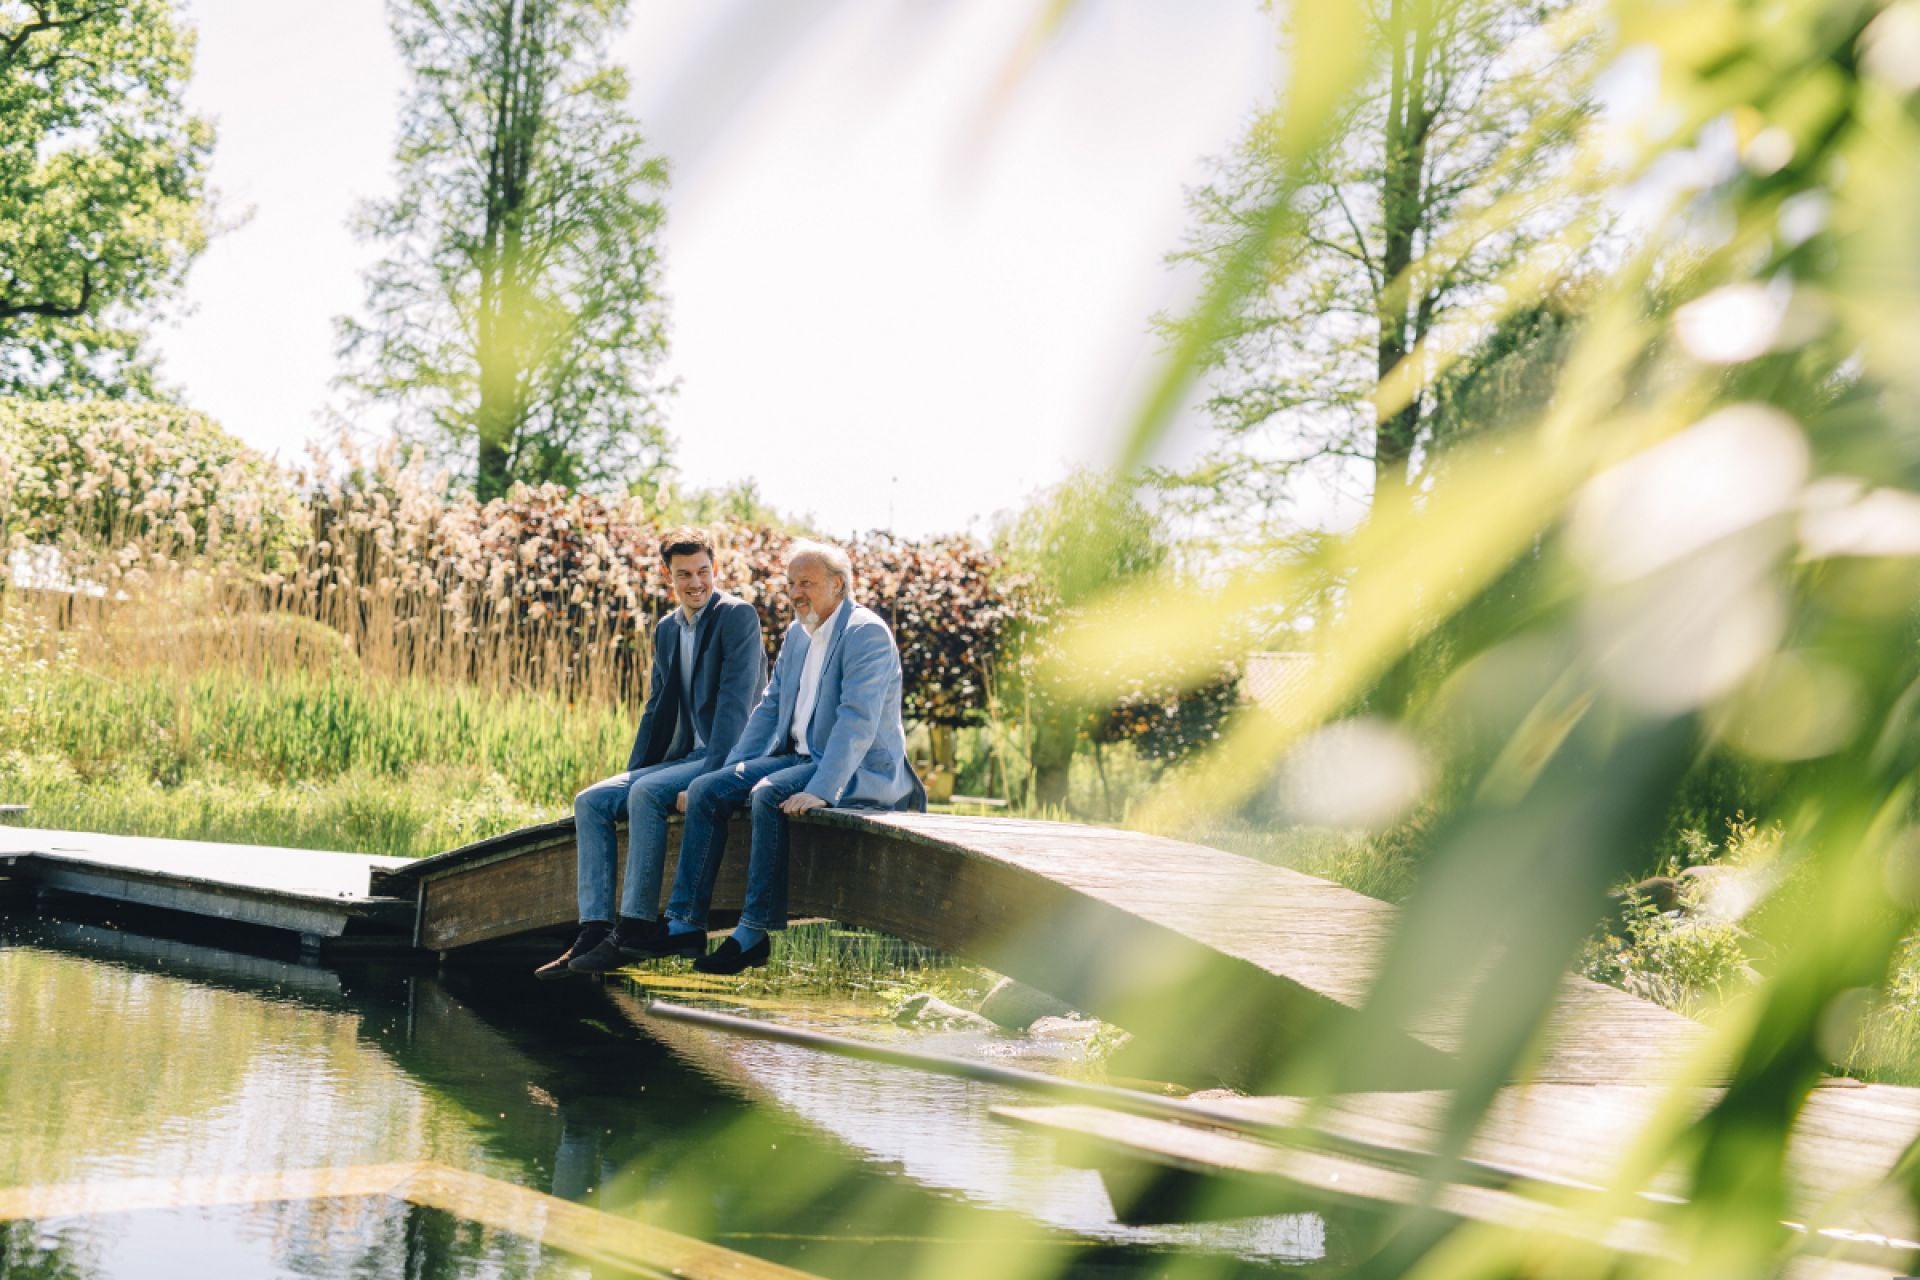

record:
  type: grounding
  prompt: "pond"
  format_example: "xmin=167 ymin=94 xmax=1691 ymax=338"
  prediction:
xmin=0 ymin=913 xmax=1349 ymax=1279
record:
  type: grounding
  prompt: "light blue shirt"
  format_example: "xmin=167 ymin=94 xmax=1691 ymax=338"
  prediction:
xmin=672 ymin=594 xmax=715 ymax=751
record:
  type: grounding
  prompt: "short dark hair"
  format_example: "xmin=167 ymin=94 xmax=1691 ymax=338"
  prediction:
xmin=660 ymin=529 xmax=714 ymax=567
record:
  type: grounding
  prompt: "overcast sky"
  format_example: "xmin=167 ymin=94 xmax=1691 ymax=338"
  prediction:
xmin=156 ymin=0 xmax=1279 ymax=538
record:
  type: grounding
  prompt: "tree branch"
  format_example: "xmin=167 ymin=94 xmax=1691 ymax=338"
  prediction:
xmin=1 ymin=2 xmax=108 ymax=69
xmin=0 ymin=262 xmax=95 ymax=320
xmin=1329 ymin=184 xmax=1382 ymax=291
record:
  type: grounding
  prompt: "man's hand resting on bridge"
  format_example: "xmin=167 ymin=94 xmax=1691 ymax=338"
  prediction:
xmin=780 ymin=792 xmax=827 ymax=816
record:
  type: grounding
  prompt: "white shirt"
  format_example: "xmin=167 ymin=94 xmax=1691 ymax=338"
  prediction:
xmin=788 ymin=606 xmax=842 ymax=757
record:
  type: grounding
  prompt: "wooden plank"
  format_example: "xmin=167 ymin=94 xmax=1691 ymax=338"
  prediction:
xmin=995 ymin=1103 xmax=1682 ymax=1261
xmin=370 ymin=818 xmax=574 ymax=897
xmin=0 ymin=1164 xmax=423 ymax=1221
xmin=414 ymin=818 xmax=754 ymax=951
xmin=0 ymin=828 xmax=415 ymax=939
xmin=995 ymin=1103 xmax=1915 ymax=1278
xmin=401 ymin=1163 xmax=814 ymax=1279
xmin=0 ymin=825 xmax=408 ymax=897
xmin=25 ymin=858 xmax=386 ymax=937
xmin=1201 ymin=1081 xmax=1920 ymax=1245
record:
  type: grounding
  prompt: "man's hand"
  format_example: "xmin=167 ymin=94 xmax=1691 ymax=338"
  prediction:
xmin=675 ymin=791 xmax=688 ymax=813
xmin=780 ymin=791 xmax=827 ymax=816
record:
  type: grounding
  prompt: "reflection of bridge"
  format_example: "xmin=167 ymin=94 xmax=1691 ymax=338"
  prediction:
xmin=7 ymin=815 xmax=1920 ymax=1275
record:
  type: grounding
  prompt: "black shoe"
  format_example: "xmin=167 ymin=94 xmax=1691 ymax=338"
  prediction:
xmin=566 ymin=932 xmax=633 ymax=975
xmin=692 ymin=934 xmax=770 ymax=975
xmin=649 ymin=927 xmax=710 ymax=960
xmin=610 ymin=918 xmax=707 ymax=960
xmin=535 ymin=923 xmax=608 ymax=980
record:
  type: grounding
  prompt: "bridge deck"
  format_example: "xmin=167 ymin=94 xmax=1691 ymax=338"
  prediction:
xmin=375 ymin=809 xmax=1714 ymax=1092
xmin=0 ymin=826 xmax=412 ymax=939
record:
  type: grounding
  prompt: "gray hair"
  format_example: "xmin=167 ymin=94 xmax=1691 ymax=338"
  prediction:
xmin=786 ymin=538 xmax=854 ymax=593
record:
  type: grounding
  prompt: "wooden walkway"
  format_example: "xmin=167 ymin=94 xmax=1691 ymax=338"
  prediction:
xmin=377 ymin=809 xmax=1714 ymax=1091
xmin=0 ymin=811 xmax=1718 ymax=1090
xmin=995 ymin=1082 xmax=1920 ymax=1277
xmin=0 ymin=825 xmax=412 ymax=945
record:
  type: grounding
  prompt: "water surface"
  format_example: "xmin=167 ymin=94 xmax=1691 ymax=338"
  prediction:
xmin=0 ymin=916 xmax=1339 ymax=1277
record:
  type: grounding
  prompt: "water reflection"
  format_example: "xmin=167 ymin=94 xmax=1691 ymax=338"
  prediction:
xmin=5 ymin=1202 xmax=587 ymax=1280
xmin=605 ymin=987 xmax=1329 ymax=1263
xmin=0 ymin=918 xmax=1333 ymax=1277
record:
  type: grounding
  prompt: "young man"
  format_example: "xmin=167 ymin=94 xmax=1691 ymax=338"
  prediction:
xmin=656 ymin=538 xmax=925 ymax=975
xmin=536 ymin=530 xmax=766 ymax=978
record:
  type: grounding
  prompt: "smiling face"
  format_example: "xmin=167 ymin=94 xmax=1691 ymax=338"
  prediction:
xmin=786 ymin=554 xmax=844 ymax=630
xmin=667 ymin=549 xmax=715 ymax=615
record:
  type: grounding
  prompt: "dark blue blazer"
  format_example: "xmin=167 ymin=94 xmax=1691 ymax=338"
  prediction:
xmin=628 ymin=590 xmax=767 ymax=775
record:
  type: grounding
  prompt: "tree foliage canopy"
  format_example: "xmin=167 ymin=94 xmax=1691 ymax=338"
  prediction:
xmin=1160 ymin=0 xmax=1599 ymax=539
xmin=0 ymin=0 xmax=213 ymax=398
xmin=337 ymin=0 xmax=671 ymax=502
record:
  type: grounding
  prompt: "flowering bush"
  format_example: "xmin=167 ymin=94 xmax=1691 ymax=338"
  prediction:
xmin=273 ymin=447 xmax=1031 ymax=718
xmin=0 ymin=399 xmax=303 ymax=569
xmin=1095 ymin=666 xmax=1244 ymax=764
xmin=851 ymin=532 xmax=1030 ymax=728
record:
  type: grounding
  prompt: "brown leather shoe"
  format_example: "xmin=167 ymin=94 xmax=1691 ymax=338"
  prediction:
xmin=534 ymin=923 xmax=609 ymax=980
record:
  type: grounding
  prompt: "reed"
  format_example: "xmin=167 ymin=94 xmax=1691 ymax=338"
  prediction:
xmin=763 ymin=921 xmax=950 ymax=987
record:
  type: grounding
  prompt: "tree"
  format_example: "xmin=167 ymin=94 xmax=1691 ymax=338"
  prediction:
xmin=0 ymin=1 xmax=213 ymax=398
xmin=995 ymin=471 xmax=1239 ymax=811
xmin=1158 ymin=0 xmax=1598 ymax=539
xmin=337 ymin=0 xmax=672 ymax=502
xmin=655 ymin=477 xmax=810 ymax=531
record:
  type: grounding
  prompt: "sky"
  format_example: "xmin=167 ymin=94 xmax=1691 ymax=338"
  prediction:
xmin=156 ymin=0 xmax=1279 ymax=538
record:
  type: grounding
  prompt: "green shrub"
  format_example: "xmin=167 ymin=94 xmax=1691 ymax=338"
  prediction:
xmin=1582 ymin=884 xmax=1753 ymax=1015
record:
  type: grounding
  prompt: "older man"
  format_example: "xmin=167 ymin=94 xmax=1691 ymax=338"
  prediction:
xmin=536 ymin=529 xmax=766 ymax=979
xmin=657 ymin=538 xmax=925 ymax=975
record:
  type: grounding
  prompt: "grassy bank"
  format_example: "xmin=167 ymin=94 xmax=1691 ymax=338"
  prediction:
xmin=0 ymin=597 xmax=613 ymax=857
xmin=0 ymin=752 xmax=554 ymax=859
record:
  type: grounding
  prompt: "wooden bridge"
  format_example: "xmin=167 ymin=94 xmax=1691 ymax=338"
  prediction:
xmin=0 ymin=809 xmax=1764 ymax=1089
xmin=364 ymin=807 xmax=1715 ymax=1092
xmin=5 ymin=811 xmax=1919 ymax=1275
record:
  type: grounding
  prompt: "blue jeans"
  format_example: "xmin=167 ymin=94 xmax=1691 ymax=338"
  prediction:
xmin=666 ymin=754 xmax=817 ymax=933
xmin=572 ymin=755 xmax=712 ymax=922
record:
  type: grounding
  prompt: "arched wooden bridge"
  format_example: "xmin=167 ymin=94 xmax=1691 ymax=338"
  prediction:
xmin=5 ymin=808 xmax=1707 ymax=1091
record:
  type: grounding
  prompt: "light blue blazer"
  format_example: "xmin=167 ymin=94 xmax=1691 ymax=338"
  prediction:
xmin=724 ymin=597 xmax=926 ymax=811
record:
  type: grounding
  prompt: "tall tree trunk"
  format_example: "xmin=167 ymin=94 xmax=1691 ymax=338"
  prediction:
xmin=1373 ymin=0 xmax=1433 ymax=526
xmin=1032 ymin=708 xmax=1078 ymax=812
xmin=1371 ymin=0 xmax=1436 ymax=717
xmin=474 ymin=0 xmax=543 ymax=502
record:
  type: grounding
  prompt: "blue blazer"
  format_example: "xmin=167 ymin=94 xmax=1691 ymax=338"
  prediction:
xmin=628 ymin=590 xmax=768 ymax=775
xmin=725 ymin=597 xmax=926 ymax=810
